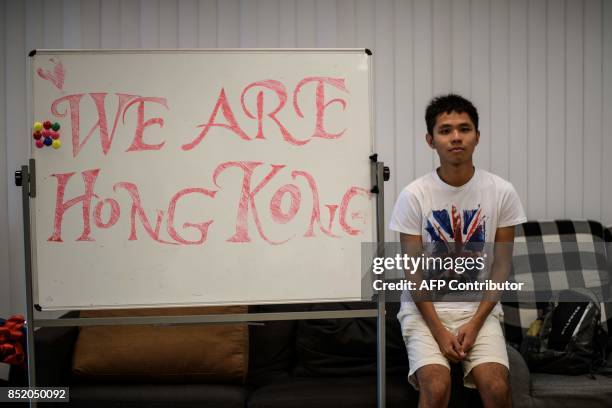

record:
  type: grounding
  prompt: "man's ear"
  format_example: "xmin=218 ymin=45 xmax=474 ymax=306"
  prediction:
xmin=475 ymin=131 xmax=480 ymax=145
xmin=426 ymin=134 xmax=435 ymax=149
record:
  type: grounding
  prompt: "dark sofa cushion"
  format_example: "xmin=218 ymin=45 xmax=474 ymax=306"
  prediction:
xmin=247 ymin=303 xmax=310 ymax=387
xmin=248 ymin=375 xmax=414 ymax=408
xmin=248 ymin=373 xmax=481 ymax=408
xmin=294 ymin=302 xmax=408 ymax=376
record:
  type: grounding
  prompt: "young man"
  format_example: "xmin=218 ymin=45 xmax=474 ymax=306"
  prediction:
xmin=389 ymin=94 xmax=526 ymax=408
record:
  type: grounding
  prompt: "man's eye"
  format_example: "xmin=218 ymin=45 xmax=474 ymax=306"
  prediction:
xmin=461 ymin=127 xmax=472 ymax=132
xmin=439 ymin=128 xmax=450 ymax=134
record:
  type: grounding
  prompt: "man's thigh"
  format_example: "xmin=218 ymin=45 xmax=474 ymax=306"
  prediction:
xmin=462 ymin=314 xmax=509 ymax=389
xmin=403 ymin=317 xmax=450 ymax=390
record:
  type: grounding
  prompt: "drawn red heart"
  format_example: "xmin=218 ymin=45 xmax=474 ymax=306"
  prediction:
xmin=36 ymin=58 xmax=65 ymax=90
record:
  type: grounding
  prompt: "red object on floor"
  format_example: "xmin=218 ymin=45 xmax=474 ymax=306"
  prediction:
xmin=0 ymin=315 xmax=26 ymax=369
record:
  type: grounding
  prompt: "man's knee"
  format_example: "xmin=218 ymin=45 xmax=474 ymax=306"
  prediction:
xmin=471 ymin=363 xmax=511 ymax=405
xmin=482 ymin=376 xmax=509 ymax=399
xmin=417 ymin=365 xmax=451 ymax=404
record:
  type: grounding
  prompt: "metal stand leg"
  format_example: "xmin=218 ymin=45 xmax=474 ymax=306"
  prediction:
xmin=16 ymin=162 xmax=37 ymax=408
xmin=372 ymin=160 xmax=388 ymax=408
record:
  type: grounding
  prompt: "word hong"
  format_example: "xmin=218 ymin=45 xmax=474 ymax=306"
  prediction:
xmin=48 ymin=162 xmax=371 ymax=246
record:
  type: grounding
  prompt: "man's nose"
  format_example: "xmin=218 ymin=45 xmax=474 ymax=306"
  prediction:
xmin=451 ymin=129 xmax=462 ymax=141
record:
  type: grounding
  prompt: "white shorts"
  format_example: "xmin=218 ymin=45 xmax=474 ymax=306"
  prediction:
xmin=402 ymin=309 xmax=508 ymax=389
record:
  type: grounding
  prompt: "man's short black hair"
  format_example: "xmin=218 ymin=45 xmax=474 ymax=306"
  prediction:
xmin=425 ymin=94 xmax=479 ymax=135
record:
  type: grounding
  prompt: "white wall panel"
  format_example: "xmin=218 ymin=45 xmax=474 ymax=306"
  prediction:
xmin=565 ymin=0 xmax=584 ymax=218
xmin=471 ymin=0 xmax=491 ymax=172
xmin=140 ymin=0 xmax=159 ymax=48
xmin=451 ymin=0 xmax=471 ymax=96
xmin=376 ymin=0 xmax=396 ymax=241
xmin=393 ymin=0 xmax=414 ymax=193
xmin=527 ymin=0 xmax=547 ymax=219
xmin=490 ymin=0 xmax=509 ymax=179
xmin=413 ymin=0 xmax=434 ymax=176
xmin=101 ymin=0 xmax=121 ymax=49
xmin=336 ymin=0 xmax=356 ymax=47
xmin=278 ymin=0 xmax=296 ymax=47
xmin=432 ymin=0 xmax=451 ymax=95
xmin=198 ymin=0 xmax=217 ymax=47
xmin=316 ymin=0 xmax=336 ymax=47
xmin=603 ymin=0 xmax=612 ymax=224
xmin=159 ymin=0 xmax=178 ymax=48
xmin=80 ymin=0 xmax=100 ymax=48
xmin=257 ymin=0 xmax=280 ymax=47
xmin=0 ymin=0 xmax=10 ymax=316
xmin=296 ymin=0 xmax=316 ymax=47
xmin=5 ymin=0 xmax=27 ymax=315
xmin=43 ymin=0 xmax=64 ymax=48
xmin=1 ymin=0 xmax=612 ymax=316
xmin=216 ymin=0 xmax=239 ymax=47
xmin=509 ymin=0 xmax=528 ymax=205
xmin=239 ymin=0 xmax=257 ymax=47
xmin=583 ymin=0 xmax=602 ymax=221
xmin=120 ymin=0 xmax=140 ymax=48
xmin=63 ymin=0 xmax=81 ymax=48
xmin=546 ymin=0 xmax=566 ymax=218
xmin=178 ymin=0 xmax=198 ymax=48
xmin=355 ymin=0 xmax=374 ymax=50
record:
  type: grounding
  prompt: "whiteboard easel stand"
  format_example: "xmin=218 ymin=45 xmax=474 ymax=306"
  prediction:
xmin=370 ymin=154 xmax=390 ymax=408
xmin=15 ymin=159 xmax=37 ymax=408
xmin=16 ymin=157 xmax=389 ymax=408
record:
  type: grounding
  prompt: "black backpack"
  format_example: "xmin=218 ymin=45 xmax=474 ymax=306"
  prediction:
xmin=520 ymin=288 xmax=610 ymax=375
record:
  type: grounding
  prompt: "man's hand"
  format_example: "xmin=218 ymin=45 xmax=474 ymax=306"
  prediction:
xmin=456 ymin=320 xmax=482 ymax=353
xmin=432 ymin=327 xmax=466 ymax=363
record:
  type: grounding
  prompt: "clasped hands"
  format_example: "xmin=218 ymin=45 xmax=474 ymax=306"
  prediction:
xmin=433 ymin=320 xmax=480 ymax=363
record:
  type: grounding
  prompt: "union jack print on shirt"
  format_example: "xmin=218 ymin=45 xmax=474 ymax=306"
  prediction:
xmin=425 ymin=205 xmax=486 ymax=243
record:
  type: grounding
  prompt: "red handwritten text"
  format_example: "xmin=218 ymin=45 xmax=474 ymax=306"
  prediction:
xmin=48 ymin=162 xmax=369 ymax=245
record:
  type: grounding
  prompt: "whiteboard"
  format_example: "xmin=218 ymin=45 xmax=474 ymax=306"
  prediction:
xmin=29 ymin=49 xmax=375 ymax=310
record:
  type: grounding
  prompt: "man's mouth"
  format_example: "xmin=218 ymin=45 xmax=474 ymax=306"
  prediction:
xmin=449 ymin=147 xmax=465 ymax=152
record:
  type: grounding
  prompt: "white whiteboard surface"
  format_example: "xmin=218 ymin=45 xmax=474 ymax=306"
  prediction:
xmin=30 ymin=49 xmax=375 ymax=310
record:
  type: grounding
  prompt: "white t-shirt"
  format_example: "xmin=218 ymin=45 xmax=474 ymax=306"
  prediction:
xmin=389 ymin=168 xmax=527 ymax=327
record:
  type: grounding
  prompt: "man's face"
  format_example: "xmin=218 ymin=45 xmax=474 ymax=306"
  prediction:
xmin=426 ymin=111 xmax=479 ymax=165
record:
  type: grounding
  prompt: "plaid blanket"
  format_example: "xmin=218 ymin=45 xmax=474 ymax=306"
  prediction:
xmin=502 ymin=220 xmax=612 ymax=348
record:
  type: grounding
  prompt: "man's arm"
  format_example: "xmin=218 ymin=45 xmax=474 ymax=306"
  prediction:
xmin=400 ymin=232 xmax=465 ymax=362
xmin=456 ymin=226 xmax=515 ymax=352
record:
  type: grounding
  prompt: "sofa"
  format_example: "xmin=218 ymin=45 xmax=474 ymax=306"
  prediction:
xmin=501 ymin=220 xmax=612 ymax=408
xmin=23 ymin=220 xmax=612 ymax=407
